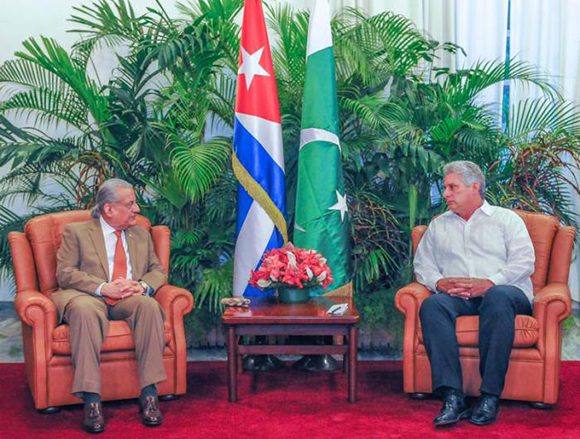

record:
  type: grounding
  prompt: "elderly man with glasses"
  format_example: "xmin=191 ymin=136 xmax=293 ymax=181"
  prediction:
xmin=53 ymin=178 xmax=167 ymax=433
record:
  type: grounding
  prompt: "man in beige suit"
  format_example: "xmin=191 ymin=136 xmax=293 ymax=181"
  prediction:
xmin=53 ymin=178 xmax=167 ymax=433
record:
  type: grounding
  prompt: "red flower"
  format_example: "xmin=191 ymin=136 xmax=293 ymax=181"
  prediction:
xmin=248 ymin=243 xmax=334 ymax=290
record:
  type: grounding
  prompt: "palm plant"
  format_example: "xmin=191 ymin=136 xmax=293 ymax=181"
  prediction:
xmin=486 ymin=98 xmax=580 ymax=224
xmin=0 ymin=0 xmax=240 ymax=303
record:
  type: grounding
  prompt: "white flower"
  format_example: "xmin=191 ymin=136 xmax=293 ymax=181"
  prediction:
xmin=257 ymin=279 xmax=272 ymax=288
xmin=305 ymin=266 xmax=313 ymax=280
xmin=287 ymin=251 xmax=298 ymax=269
xmin=316 ymin=271 xmax=327 ymax=282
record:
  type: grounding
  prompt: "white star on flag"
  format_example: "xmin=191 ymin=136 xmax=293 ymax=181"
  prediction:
xmin=238 ymin=47 xmax=270 ymax=90
xmin=329 ymin=190 xmax=348 ymax=222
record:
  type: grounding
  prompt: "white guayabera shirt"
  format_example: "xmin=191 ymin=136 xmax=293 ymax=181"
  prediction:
xmin=414 ymin=201 xmax=536 ymax=303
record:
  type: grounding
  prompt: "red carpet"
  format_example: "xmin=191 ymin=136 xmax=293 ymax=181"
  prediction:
xmin=1 ymin=361 xmax=579 ymax=438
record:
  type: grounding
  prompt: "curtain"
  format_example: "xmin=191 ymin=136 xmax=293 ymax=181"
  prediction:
xmin=509 ymin=0 xmax=580 ymax=301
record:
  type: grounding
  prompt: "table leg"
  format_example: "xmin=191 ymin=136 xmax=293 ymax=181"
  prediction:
xmin=227 ymin=325 xmax=238 ymax=402
xmin=344 ymin=334 xmax=348 ymax=375
xmin=348 ymin=325 xmax=357 ymax=403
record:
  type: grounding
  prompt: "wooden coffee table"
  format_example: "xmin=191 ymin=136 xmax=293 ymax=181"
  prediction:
xmin=222 ymin=296 xmax=359 ymax=403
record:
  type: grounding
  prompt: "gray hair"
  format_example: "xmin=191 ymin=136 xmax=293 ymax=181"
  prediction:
xmin=443 ymin=160 xmax=486 ymax=198
xmin=91 ymin=178 xmax=134 ymax=218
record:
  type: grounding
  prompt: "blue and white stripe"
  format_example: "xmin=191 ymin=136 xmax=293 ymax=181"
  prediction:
xmin=233 ymin=113 xmax=286 ymax=297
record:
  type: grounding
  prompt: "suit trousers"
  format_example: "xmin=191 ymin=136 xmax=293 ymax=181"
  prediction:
xmin=59 ymin=292 xmax=167 ymax=395
xmin=419 ymin=285 xmax=532 ymax=396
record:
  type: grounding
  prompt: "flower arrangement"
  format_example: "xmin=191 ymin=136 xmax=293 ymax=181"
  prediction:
xmin=249 ymin=243 xmax=334 ymax=290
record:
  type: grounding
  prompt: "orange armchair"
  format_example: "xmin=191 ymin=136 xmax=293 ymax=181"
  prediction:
xmin=9 ymin=210 xmax=194 ymax=411
xmin=395 ymin=210 xmax=575 ymax=407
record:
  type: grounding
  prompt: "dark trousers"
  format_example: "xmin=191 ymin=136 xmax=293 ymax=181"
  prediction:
xmin=419 ymin=285 xmax=532 ymax=397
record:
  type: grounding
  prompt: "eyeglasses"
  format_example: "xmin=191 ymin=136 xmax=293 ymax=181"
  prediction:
xmin=112 ymin=200 xmax=138 ymax=209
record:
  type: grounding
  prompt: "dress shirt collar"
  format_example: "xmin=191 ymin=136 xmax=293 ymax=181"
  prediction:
xmin=449 ymin=200 xmax=494 ymax=221
xmin=99 ymin=216 xmax=120 ymax=236
xmin=479 ymin=200 xmax=494 ymax=216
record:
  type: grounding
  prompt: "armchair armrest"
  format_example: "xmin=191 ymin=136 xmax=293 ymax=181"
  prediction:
xmin=533 ymin=283 xmax=571 ymax=322
xmin=154 ymin=284 xmax=193 ymax=394
xmin=14 ymin=290 xmax=58 ymax=330
xmin=395 ymin=282 xmax=432 ymax=393
xmin=533 ymin=283 xmax=571 ymax=356
xmin=154 ymin=284 xmax=194 ymax=320
xmin=395 ymin=282 xmax=432 ymax=316
xmin=14 ymin=290 xmax=58 ymax=362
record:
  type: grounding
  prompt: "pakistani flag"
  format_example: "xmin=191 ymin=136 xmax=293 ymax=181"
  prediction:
xmin=294 ymin=0 xmax=352 ymax=296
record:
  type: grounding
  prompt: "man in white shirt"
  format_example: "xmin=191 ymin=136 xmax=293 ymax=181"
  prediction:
xmin=414 ymin=161 xmax=535 ymax=427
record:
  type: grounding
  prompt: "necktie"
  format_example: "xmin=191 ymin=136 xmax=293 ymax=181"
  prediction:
xmin=106 ymin=230 xmax=127 ymax=305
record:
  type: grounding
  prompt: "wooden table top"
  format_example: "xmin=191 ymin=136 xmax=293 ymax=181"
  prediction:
xmin=222 ymin=296 xmax=359 ymax=325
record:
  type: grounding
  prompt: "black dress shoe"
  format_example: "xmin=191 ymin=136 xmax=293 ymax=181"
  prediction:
xmin=434 ymin=390 xmax=471 ymax=427
xmin=243 ymin=354 xmax=285 ymax=371
xmin=83 ymin=401 xmax=105 ymax=434
xmin=140 ymin=395 xmax=163 ymax=427
xmin=469 ymin=394 xmax=499 ymax=425
xmin=293 ymin=355 xmax=340 ymax=372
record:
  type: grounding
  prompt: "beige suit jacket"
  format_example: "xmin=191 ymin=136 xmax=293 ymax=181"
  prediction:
xmin=53 ymin=218 xmax=167 ymax=317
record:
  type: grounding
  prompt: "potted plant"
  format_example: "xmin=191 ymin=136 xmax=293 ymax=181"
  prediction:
xmin=249 ymin=243 xmax=334 ymax=303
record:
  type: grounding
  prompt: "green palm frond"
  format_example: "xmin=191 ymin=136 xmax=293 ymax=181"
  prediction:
xmin=16 ymin=37 xmax=109 ymax=126
xmin=207 ymin=73 xmax=237 ymax=131
xmin=445 ymin=58 xmax=559 ymax=106
xmin=170 ymin=136 xmax=231 ymax=202
xmin=177 ymin=0 xmax=242 ymax=21
xmin=69 ymin=0 xmax=144 ymax=41
xmin=0 ymin=114 xmax=38 ymax=142
xmin=0 ymin=59 xmax=69 ymax=96
xmin=336 ymin=9 xmax=434 ymax=81
xmin=175 ymin=0 xmax=241 ymax=72
xmin=266 ymin=3 xmax=308 ymax=88
xmin=509 ymin=98 xmax=580 ymax=139
xmin=195 ymin=261 xmax=233 ymax=313
xmin=340 ymin=92 xmax=393 ymax=132
xmin=1 ymin=88 xmax=87 ymax=129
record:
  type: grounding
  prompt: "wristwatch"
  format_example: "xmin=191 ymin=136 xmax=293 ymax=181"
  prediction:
xmin=139 ymin=281 xmax=150 ymax=295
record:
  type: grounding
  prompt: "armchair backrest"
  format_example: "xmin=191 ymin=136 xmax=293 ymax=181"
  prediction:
xmin=10 ymin=210 xmax=170 ymax=297
xmin=412 ymin=210 xmax=576 ymax=295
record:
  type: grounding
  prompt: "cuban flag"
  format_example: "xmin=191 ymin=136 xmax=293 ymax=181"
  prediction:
xmin=232 ymin=0 xmax=287 ymax=297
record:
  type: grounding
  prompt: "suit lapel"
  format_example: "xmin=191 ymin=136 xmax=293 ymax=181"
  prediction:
xmin=88 ymin=219 xmax=110 ymax=279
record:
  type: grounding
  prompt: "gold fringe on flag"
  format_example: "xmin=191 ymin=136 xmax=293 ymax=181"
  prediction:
xmin=232 ymin=152 xmax=288 ymax=243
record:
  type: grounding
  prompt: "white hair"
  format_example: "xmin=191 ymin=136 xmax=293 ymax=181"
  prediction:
xmin=91 ymin=178 xmax=133 ymax=218
xmin=443 ymin=160 xmax=486 ymax=198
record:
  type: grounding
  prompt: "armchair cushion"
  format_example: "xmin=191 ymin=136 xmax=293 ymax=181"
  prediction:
xmin=52 ymin=321 xmax=172 ymax=355
xmin=417 ymin=314 xmax=539 ymax=348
